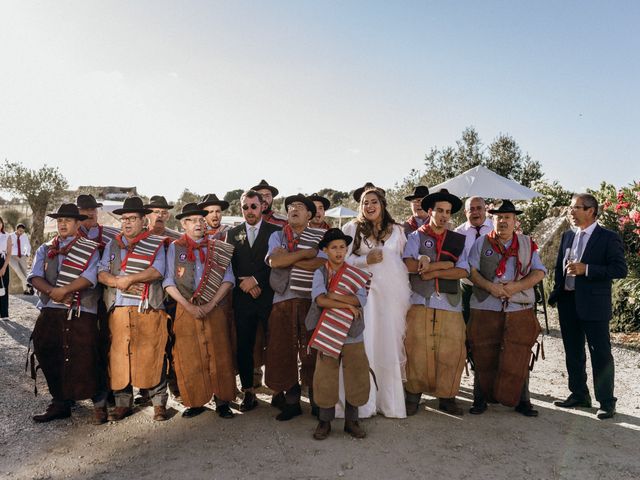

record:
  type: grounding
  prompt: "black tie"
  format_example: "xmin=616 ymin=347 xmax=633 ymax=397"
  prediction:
xmin=474 ymin=226 xmax=482 ymax=238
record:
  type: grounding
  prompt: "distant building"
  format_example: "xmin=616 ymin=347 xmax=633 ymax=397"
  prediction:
xmin=74 ymin=186 xmax=138 ymax=201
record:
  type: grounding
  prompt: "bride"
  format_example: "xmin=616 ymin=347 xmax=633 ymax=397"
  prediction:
xmin=341 ymin=185 xmax=411 ymax=418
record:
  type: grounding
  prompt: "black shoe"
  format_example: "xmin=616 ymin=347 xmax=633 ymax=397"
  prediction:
xmin=438 ymin=398 xmax=463 ymax=416
xmin=239 ymin=391 xmax=258 ymax=412
xmin=182 ymin=407 xmax=206 ymax=418
xmin=554 ymin=394 xmax=592 ymax=409
xmin=469 ymin=401 xmax=488 ymax=415
xmin=515 ymin=401 xmax=539 ymax=417
xmin=217 ymin=404 xmax=235 ymax=419
xmin=270 ymin=391 xmax=286 ymax=410
xmin=276 ymin=403 xmax=302 ymax=421
xmin=596 ymin=406 xmax=616 ymax=420
xmin=405 ymin=401 xmax=419 ymax=416
xmin=33 ymin=403 xmax=71 ymax=423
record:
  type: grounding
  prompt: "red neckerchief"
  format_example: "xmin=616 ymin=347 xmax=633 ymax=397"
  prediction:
xmin=116 ymin=230 xmax=151 ymax=270
xmin=406 ymin=216 xmax=419 ymax=232
xmin=47 ymin=236 xmax=78 ymax=259
xmin=326 ymin=261 xmax=347 ymax=291
xmin=283 ymin=224 xmax=300 ymax=252
xmin=418 ymin=224 xmax=447 ymax=260
xmin=176 ymin=234 xmax=206 ymax=263
xmin=264 ymin=211 xmax=287 ymax=227
xmin=487 ymin=230 xmax=520 ymax=278
xmin=78 ymin=225 xmax=105 ymax=249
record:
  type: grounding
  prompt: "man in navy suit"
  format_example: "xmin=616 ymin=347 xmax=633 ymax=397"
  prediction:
xmin=548 ymin=193 xmax=627 ymax=419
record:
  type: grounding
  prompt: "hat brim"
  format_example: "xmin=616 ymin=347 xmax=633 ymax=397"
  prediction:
xmin=77 ymin=202 xmax=103 ymax=209
xmin=253 ymin=185 xmax=279 ymax=197
xmin=47 ymin=213 xmax=88 ymax=221
xmin=318 ymin=235 xmax=352 ymax=250
xmin=488 ymin=208 xmax=523 ymax=215
xmin=309 ymin=197 xmax=330 ymax=210
xmin=113 ymin=208 xmax=153 ymax=216
xmin=197 ymin=200 xmax=230 ymax=211
xmin=404 ymin=195 xmax=422 ymax=201
xmin=176 ymin=210 xmax=209 ymax=220
xmin=421 ymin=193 xmax=463 ymax=214
xmin=143 ymin=204 xmax=175 ymax=210
xmin=285 ymin=196 xmax=316 ymax=218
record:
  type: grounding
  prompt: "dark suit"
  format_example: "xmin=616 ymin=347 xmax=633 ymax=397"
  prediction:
xmin=549 ymin=224 xmax=627 ymax=408
xmin=228 ymin=221 xmax=281 ymax=390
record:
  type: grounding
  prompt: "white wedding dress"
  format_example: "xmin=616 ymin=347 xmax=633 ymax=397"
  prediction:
xmin=336 ymin=222 xmax=411 ymax=418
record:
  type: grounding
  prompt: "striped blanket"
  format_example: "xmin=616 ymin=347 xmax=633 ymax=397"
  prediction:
xmin=289 ymin=227 xmax=325 ymax=293
xmin=120 ymin=234 xmax=165 ymax=310
xmin=54 ymin=237 xmax=99 ymax=314
xmin=308 ymin=263 xmax=371 ymax=358
xmin=192 ymin=239 xmax=235 ymax=305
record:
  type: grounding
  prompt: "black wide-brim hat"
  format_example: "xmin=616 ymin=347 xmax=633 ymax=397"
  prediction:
xmin=318 ymin=228 xmax=353 ymax=250
xmin=47 ymin=203 xmax=88 ymax=220
xmin=176 ymin=202 xmax=209 ymax=220
xmin=404 ymin=185 xmax=430 ymax=201
xmin=308 ymin=193 xmax=330 ymax=211
xmin=197 ymin=193 xmax=230 ymax=211
xmin=284 ymin=194 xmax=317 ymax=218
xmin=113 ymin=196 xmax=153 ymax=215
xmin=421 ymin=188 xmax=463 ymax=214
xmin=488 ymin=199 xmax=523 ymax=215
xmin=143 ymin=195 xmax=174 ymax=210
xmin=76 ymin=194 xmax=103 ymax=209
xmin=353 ymin=182 xmax=386 ymax=202
xmin=251 ymin=179 xmax=279 ymax=197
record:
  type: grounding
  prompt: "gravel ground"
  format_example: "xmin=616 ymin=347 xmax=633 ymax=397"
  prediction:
xmin=1 ymin=295 xmax=639 ymax=480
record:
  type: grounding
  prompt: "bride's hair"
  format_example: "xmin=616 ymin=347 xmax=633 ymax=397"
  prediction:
xmin=353 ymin=189 xmax=396 ymax=255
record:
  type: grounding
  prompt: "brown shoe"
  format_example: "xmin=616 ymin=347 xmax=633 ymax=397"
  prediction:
xmin=438 ymin=398 xmax=463 ymax=416
xmin=344 ymin=420 xmax=366 ymax=439
xmin=108 ymin=406 xmax=133 ymax=422
xmin=33 ymin=403 xmax=71 ymax=423
xmin=153 ymin=405 xmax=168 ymax=421
xmin=92 ymin=407 xmax=108 ymax=425
xmin=313 ymin=421 xmax=331 ymax=440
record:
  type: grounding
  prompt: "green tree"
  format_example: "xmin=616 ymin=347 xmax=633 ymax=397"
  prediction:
xmin=486 ymin=133 xmax=542 ymax=187
xmin=0 ymin=161 xmax=69 ymax=249
xmin=316 ymin=188 xmax=350 ymax=207
xmin=166 ymin=189 xmax=201 ymax=229
xmin=224 ymin=189 xmax=244 ymax=216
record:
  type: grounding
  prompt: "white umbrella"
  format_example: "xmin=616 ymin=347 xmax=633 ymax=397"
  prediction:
xmin=429 ymin=165 xmax=542 ymax=200
xmin=325 ymin=206 xmax=358 ymax=227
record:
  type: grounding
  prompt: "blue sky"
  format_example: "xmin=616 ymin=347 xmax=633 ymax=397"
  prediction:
xmin=1 ymin=1 xmax=638 ymax=200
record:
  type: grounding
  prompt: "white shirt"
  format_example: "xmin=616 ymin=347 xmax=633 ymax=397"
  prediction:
xmin=9 ymin=232 xmax=31 ymax=257
xmin=455 ymin=217 xmax=494 ymax=285
xmin=570 ymin=221 xmax=598 ymax=277
xmin=0 ymin=232 xmax=8 ymax=256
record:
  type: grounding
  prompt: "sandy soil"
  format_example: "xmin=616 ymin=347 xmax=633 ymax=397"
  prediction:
xmin=1 ymin=295 xmax=639 ymax=480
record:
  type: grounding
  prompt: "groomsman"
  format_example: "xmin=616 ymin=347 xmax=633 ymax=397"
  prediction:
xmin=549 ymin=193 xmax=627 ymax=419
xmin=98 ymin=197 xmax=169 ymax=421
xmin=199 ymin=193 xmax=232 ymax=241
xmin=308 ymin=193 xmax=331 ymax=230
xmin=454 ymin=197 xmax=493 ymax=323
xmin=227 ymin=190 xmax=281 ymax=411
xmin=252 ymin=179 xmax=288 ymax=227
xmin=401 ymin=185 xmax=430 ymax=237
xmin=8 ymin=223 xmax=32 ymax=294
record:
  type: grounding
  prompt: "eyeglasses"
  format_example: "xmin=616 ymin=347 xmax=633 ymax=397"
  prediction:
xmin=120 ymin=216 xmax=141 ymax=223
xmin=150 ymin=209 xmax=170 ymax=217
xmin=569 ymin=205 xmax=591 ymax=211
xmin=183 ymin=217 xmax=205 ymax=223
xmin=287 ymin=202 xmax=307 ymax=211
xmin=242 ymin=203 xmax=260 ymax=211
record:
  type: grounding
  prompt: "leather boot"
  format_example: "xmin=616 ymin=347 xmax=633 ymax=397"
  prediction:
xmin=344 ymin=420 xmax=366 ymax=439
xmin=270 ymin=391 xmax=286 ymax=410
xmin=515 ymin=401 xmax=539 ymax=417
xmin=275 ymin=402 xmax=302 ymax=421
xmin=33 ymin=403 xmax=71 ymax=423
xmin=153 ymin=405 xmax=168 ymax=421
xmin=313 ymin=421 xmax=331 ymax=440
xmin=92 ymin=406 xmax=108 ymax=425
xmin=108 ymin=406 xmax=133 ymax=422
xmin=438 ymin=397 xmax=463 ymax=416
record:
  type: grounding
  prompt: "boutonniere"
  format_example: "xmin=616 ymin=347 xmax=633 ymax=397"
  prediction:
xmin=235 ymin=230 xmax=247 ymax=245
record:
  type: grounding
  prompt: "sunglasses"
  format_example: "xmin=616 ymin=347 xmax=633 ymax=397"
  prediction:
xmin=242 ymin=203 xmax=260 ymax=211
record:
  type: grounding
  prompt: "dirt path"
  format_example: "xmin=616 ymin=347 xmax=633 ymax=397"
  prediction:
xmin=1 ymin=296 xmax=639 ymax=480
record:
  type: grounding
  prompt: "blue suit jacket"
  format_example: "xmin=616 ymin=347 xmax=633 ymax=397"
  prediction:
xmin=549 ymin=224 xmax=627 ymax=321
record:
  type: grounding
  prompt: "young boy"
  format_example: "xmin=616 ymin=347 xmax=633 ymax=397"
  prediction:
xmin=306 ymin=228 xmax=371 ymax=440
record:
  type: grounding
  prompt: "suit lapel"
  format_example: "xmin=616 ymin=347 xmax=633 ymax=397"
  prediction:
xmin=580 ymin=224 xmax=601 ymax=261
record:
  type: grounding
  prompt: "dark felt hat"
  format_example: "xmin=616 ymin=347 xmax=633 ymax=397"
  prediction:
xmin=284 ymin=194 xmax=317 ymax=218
xmin=143 ymin=195 xmax=174 ymax=210
xmin=308 ymin=193 xmax=330 ymax=211
xmin=488 ymin=199 xmax=523 ymax=215
xmin=76 ymin=194 xmax=103 ymax=209
xmin=176 ymin=202 xmax=209 ymax=220
xmin=353 ymin=182 xmax=386 ymax=202
xmin=113 ymin=196 xmax=153 ymax=216
xmin=47 ymin=203 xmax=88 ymax=220
xmin=421 ymin=188 xmax=463 ymax=214
xmin=404 ymin=185 xmax=430 ymax=201
xmin=197 ymin=193 xmax=230 ymax=211
xmin=251 ymin=179 xmax=279 ymax=197
xmin=318 ymin=228 xmax=353 ymax=250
